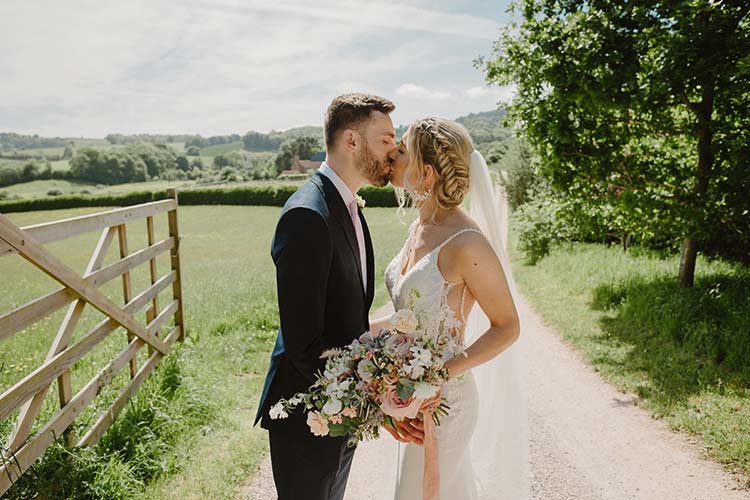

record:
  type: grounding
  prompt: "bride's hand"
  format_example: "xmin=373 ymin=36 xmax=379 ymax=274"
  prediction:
xmin=386 ymin=418 xmax=425 ymax=445
xmin=419 ymin=389 xmax=442 ymax=413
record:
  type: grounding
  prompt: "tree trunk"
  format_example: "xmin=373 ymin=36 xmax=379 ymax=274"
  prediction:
xmin=678 ymin=237 xmax=698 ymax=287
xmin=680 ymin=73 xmax=715 ymax=287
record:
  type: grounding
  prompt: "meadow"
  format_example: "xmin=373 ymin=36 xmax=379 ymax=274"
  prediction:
xmin=0 ymin=204 xmax=409 ymax=498
xmin=0 ymin=178 xmax=306 ymax=201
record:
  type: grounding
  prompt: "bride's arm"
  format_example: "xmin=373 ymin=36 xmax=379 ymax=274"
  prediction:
xmin=443 ymin=234 xmax=520 ymax=378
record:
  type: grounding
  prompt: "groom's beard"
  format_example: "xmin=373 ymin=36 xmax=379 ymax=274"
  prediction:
xmin=356 ymin=142 xmax=391 ymax=187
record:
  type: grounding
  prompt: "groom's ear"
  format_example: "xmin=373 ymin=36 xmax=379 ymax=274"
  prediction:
xmin=342 ymin=128 xmax=359 ymax=153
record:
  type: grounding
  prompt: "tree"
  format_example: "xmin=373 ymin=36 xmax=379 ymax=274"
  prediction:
xmin=185 ymin=146 xmax=201 ymax=156
xmin=242 ymin=131 xmax=283 ymax=151
xmin=213 ymin=151 xmax=245 ymax=169
xmin=62 ymin=142 xmax=75 ymax=159
xmin=274 ymin=136 xmax=321 ymax=174
xmin=481 ymin=0 xmax=750 ymax=286
xmin=176 ymin=155 xmax=190 ymax=171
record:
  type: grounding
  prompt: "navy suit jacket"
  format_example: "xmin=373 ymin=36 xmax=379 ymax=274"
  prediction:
xmin=255 ymin=171 xmax=375 ymax=430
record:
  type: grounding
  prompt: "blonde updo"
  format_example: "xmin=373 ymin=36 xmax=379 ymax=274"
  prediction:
xmin=404 ymin=117 xmax=474 ymax=209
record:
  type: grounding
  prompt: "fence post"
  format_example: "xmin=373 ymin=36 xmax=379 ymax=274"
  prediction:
xmin=166 ymin=188 xmax=185 ymax=340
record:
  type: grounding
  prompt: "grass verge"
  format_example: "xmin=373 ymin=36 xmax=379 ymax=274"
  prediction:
xmin=510 ymin=234 xmax=750 ymax=484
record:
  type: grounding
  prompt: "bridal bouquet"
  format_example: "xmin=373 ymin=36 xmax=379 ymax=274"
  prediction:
xmin=269 ymin=291 xmax=464 ymax=446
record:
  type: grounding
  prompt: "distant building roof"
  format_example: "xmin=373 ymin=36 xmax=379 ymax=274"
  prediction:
xmin=311 ymin=151 xmax=325 ymax=161
xmin=290 ymin=155 xmax=322 ymax=173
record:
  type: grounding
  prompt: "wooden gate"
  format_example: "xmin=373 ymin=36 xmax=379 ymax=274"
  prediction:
xmin=0 ymin=190 xmax=185 ymax=495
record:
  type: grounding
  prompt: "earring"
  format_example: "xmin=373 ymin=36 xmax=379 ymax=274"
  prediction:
xmin=411 ymin=189 xmax=430 ymax=203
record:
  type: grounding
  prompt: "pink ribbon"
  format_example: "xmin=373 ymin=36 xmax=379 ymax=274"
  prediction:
xmin=422 ymin=412 xmax=440 ymax=500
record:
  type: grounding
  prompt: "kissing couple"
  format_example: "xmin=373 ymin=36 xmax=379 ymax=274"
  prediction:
xmin=255 ymin=93 xmax=528 ymax=500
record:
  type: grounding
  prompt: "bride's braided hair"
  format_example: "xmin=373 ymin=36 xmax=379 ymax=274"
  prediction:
xmin=405 ymin=117 xmax=474 ymax=209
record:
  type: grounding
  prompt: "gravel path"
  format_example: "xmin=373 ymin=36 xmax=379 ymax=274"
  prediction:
xmin=239 ymin=190 xmax=748 ymax=499
xmin=239 ymin=292 xmax=749 ymax=500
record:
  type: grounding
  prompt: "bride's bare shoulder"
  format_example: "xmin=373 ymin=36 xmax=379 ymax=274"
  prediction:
xmin=440 ymin=212 xmax=490 ymax=260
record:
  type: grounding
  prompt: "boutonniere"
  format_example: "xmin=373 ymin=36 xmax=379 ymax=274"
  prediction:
xmin=355 ymin=194 xmax=366 ymax=210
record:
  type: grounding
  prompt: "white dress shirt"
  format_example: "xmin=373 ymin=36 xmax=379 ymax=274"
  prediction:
xmin=318 ymin=163 xmax=367 ymax=290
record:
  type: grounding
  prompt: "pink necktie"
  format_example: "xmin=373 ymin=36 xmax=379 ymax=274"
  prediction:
xmin=347 ymin=199 xmax=367 ymax=291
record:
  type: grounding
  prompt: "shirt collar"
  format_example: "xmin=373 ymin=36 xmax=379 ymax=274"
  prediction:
xmin=319 ymin=162 xmax=356 ymax=207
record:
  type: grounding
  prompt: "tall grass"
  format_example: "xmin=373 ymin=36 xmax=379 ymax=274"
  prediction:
xmin=510 ymin=234 xmax=750 ymax=482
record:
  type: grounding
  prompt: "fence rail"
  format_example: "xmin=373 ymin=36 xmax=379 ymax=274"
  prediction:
xmin=0 ymin=189 xmax=185 ymax=496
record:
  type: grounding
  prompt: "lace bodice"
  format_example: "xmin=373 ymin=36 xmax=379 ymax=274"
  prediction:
xmin=384 ymin=222 xmax=485 ymax=343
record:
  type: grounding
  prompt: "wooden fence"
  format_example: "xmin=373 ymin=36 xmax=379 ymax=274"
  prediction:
xmin=0 ymin=190 xmax=185 ymax=496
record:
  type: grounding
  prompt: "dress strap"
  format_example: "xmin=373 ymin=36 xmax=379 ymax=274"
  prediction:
xmin=434 ymin=227 xmax=485 ymax=254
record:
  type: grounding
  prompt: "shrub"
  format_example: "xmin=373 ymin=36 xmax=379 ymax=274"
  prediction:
xmin=46 ymin=189 xmax=63 ymax=196
xmin=512 ymin=195 xmax=571 ymax=264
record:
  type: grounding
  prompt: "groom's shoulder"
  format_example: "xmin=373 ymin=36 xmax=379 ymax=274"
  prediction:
xmin=281 ymin=174 xmax=329 ymax=219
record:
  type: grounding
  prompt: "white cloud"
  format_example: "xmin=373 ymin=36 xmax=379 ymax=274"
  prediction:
xmin=395 ymin=84 xmax=451 ymax=100
xmin=464 ymin=84 xmax=516 ymax=103
xmin=201 ymin=0 xmax=503 ymax=40
xmin=0 ymin=0 xmax=510 ymax=136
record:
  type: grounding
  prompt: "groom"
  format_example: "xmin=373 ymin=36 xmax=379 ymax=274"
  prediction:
xmin=255 ymin=93 xmax=397 ymax=500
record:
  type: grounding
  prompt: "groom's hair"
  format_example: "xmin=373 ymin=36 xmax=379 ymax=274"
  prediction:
xmin=324 ymin=93 xmax=395 ymax=150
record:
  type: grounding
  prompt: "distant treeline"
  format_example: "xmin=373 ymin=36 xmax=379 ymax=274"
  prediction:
xmin=0 ymin=132 xmax=68 ymax=150
xmin=187 ymin=126 xmax=326 ymax=153
xmin=105 ymin=133 xmax=198 ymax=145
xmin=0 ymin=160 xmax=69 ymax=187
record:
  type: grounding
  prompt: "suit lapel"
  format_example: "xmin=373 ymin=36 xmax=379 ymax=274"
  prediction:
xmin=360 ymin=210 xmax=375 ymax=306
xmin=311 ymin=173 xmax=366 ymax=295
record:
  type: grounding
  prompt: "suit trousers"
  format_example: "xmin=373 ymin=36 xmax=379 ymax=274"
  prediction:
xmin=269 ymin=427 xmax=356 ymax=500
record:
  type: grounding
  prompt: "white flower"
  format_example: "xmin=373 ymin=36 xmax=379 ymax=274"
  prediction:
xmin=355 ymin=194 xmax=366 ymax=209
xmin=410 ymin=346 xmax=432 ymax=365
xmin=307 ymin=411 xmax=329 ymax=436
xmin=269 ymin=403 xmax=289 ymax=420
xmin=323 ymin=398 xmax=343 ymax=415
xmin=288 ymin=395 xmax=303 ymax=406
xmin=357 ymin=359 xmax=375 ymax=382
xmin=391 ymin=309 xmax=418 ymax=334
xmin=320 ymin=347 xmax=343 ymax=359
xmin=413 ymin=382 xmax=439 ymax=400
xmin=404 ymin=362 xmax=425 ymax=380
xmin=359 ymin=330 xmax=375 ymax=343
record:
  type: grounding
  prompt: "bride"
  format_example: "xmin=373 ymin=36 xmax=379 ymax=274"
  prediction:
xmin=369 ymin=117 xmax=529 ymax=499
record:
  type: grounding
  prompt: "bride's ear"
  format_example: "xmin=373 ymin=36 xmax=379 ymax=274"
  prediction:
xmin=423 ymin=164 xmax=436 ymax=189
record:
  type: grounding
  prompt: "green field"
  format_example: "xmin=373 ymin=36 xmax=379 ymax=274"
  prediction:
xmin=199 ymin=141 xmax=245 ymax=157
xmin=0 ymin=179 xmax=97 ymax=198
xmin=50 ymin=160 xmax=71 ymax=172
xmin=1 ymin=205 xmax=409 ymax=498
xmin=0 ymin=179 xmax=308 ymax=201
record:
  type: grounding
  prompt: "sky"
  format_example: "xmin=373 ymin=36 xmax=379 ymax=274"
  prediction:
xmin=0 ymin=0 xmax=515 ymax=138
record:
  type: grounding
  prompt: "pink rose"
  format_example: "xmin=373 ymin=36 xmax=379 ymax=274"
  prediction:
xmin=385 ymin=333 xmax=412 ymax=357
xmin=379 ymin=388 xmax=422 ymax=421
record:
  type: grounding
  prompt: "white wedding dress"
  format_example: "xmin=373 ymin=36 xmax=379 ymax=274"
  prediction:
xmin=382 ymin=150 xmax=530 ymax=500
xmin=385 ymin=224 xmax=483 ymax=500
